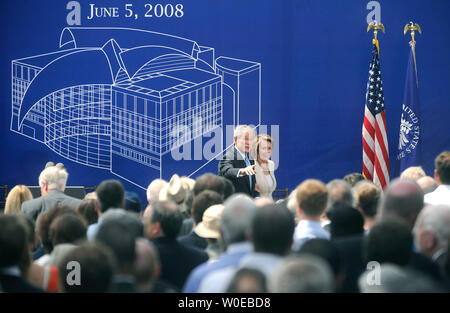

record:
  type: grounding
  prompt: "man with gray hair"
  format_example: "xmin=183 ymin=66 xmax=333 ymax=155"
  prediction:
xmin=182 ymin=194 xmax=257 ymax=292
xmin=218 ymin=125 xmax=258 ymax=197
xmin=22 ymin=165 xmax=81 ymax=221
xmin=413 ymin=205 xmax=450 ymax=271
xmin=146 ymin=179 xmax=167 ymax=204
xmin=269 ymin=254 xmax=334 ymax=293
xmin=321 ymin=179 xmax=353 ymax=230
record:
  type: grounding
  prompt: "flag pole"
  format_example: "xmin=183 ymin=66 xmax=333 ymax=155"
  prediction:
xmin=404 ymin=22 xmax=422 ymax=86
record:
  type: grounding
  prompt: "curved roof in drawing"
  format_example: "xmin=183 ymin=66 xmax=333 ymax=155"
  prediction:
xmin=18 ymin=49 xmax=115 ymax=127
xmin=59 ymin=27 xmax=200 ymax=57
xmin=120 ymin=45 xmax=195 ymax=78
xmin=17 ymin=28 xmax=202 ymax=128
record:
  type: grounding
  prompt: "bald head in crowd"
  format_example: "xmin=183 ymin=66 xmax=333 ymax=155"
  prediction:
xmin=417 ymin=176 xmax=438 ymax=194
xmin=379 ymin=178 xmax=424 ymax=227
xmin=400 ymin=166 xmax=426 ymax=181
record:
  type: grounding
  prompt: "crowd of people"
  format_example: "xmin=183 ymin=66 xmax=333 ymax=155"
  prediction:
xmin=0 ymin=125 xmax=449 ymax=293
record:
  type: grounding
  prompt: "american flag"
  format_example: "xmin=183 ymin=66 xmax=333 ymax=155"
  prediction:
xmin=362 ymin=40 xmax=390 ymax=190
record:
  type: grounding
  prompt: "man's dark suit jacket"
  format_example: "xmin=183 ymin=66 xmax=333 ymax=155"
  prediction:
xmin=333 ymin=234 xmax=444 ymax=293
xmin=178 ymin=230 xmax=208 ymax=250
xmin=0 ymin=274 xmax=44 ymax=293
xmin=152 ymin=237 xmax=209 ymax=290
xmin=218 ymin=146 xmax=259 ymax=197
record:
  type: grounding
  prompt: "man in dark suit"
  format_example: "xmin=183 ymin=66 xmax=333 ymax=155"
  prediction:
xmin=218 ymin=125 xmax=259 ymax=198
xmin=21 ymin=165 xmax=81 ymax=221
xmin=0 ymin=215 xmax=43 ymax=293
xmin=145 ymin=200 xmax=209 ymax=290
xmin=178 ymin=190 xmax=223 ymax=250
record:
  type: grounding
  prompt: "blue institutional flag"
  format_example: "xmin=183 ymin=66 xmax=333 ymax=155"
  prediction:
xmin=396 ymin=43 xmax=422 ymax=175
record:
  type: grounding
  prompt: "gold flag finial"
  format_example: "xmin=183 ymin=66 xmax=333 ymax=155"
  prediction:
xmin=367 ymin=21 xmax=385 ymax=41
xmin=404 ymin=22 xmax=422 ymax=44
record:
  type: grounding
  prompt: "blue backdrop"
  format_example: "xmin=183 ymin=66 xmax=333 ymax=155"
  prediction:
xmin=1 ymin=0 xmax=449 ymax=203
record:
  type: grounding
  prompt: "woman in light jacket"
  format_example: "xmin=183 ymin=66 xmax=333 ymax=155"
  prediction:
xmin=253 ymin=134 xmax=277 ymax=199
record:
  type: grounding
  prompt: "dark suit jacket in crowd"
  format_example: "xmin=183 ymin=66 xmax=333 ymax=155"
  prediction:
xmin=218 ymin=146 xmax=259 ymax=197
xmin=178 ymin=230 xmax=208 ymax=250
xmin=0 ymin=274 xmax=44 ymax=293
xmin=333 ymin=234 xmax=444 ymax=293
xmin=21 ymin=189 xmax=82 ymax=221
xmin=152 ymin=237 xmax=209 ymax=290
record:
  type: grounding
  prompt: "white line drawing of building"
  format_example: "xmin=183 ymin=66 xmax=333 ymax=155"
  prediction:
xmin=11 ymin=27 xmax=261 ymax=189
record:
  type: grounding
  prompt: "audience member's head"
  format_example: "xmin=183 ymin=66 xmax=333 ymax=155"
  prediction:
xmin=413 ymin=205 xmax=450 ymax=259
xmin=36 ymin=205 xmax=79 ymax=253
xmin=226 ymin=267 xmax=267 ymax=293
xmin=133 ymin=238 xmax=161 ymax=292
xmin=195 ymin=204 xmax=224 ymax=240
xmin=76 ymin=199 xmax=98 ymax=225
xmin=159 ymin=174 xmax=186 ymax=205
xmin=84 ymin=191 xmax=97 ymax=200
xmin=145 ymin=200 xmax=182 ymax=240
xmin=221 ymin=177 xmax=235 ymax=200
xmin=400 ymin=166 xmax=426 ymax=181
xmin=378 ymin=178 xmax=424 ymax=227
xmin=192 ymin=190 xmax=223 ymax=225
xmin=417 ymin=176 xmax=438 ymax=194
xmin=328 ymin=205 xmax=364 ymax=239
xmin=49 ymin=214 xmax=87 ymax=247
xmin=220 ymin=194 xmax=257 ymax=248
xmin=364 ymin=218 xmax=413 ymax=266
xmin=295 ymin=179 xmax=328 ymax=220
xmin=359 ymin=263 xmax=444 ymax=293
xmin=434 ymin=151 xmax=450 ymax=185
xmin=193 ymin=173 xmax=225 ymax=197
xmin=353 ymin=181 xmax=381 ymax=223
xmin=5 ymin=185 xmax=33 ymax=215
xmin=96 ymin=217 xmax=137 ymax=274
xmin=59 ymin=242 xmax=116 ymax=293
xmin=254 ymin=197 xmax=273 ymax=207
xmin=251 ymin=203 xmax=295 ymax=256
xmin=270 ymin=255 xmax=334 ymax=293
xmin=124 ymin=191 xmax=142 ymax=214
xmin=38 ymin=166 xmax=69 ymax=195
xmin=101 ymin=209 xmax=144 ymax=240
xmin=326 ymin=179 xmax=353 ymax=210
xmin=146 ymin=179 xmax=167 ymax=204
xmin=96 ymin=179 xmax=125 ymax=214
xmin=343 ymin=173 xmax=365 ymax=187
xmin=0 ymin=215 xmax=28 ymax=269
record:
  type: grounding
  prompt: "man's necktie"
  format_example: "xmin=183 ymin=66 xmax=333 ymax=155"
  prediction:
xmin=244 ymin=154 xmax=252 ymax=190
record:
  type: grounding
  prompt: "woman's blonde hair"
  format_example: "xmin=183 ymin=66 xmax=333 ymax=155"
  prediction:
xmin=254 ymin=134 xmax=273 ymax=158
xmin=4 ymin=185 xmax=33 ymax=215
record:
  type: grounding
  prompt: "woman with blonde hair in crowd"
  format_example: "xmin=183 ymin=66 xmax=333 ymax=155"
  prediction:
xmin=253 ymin=134 xmax=277 ymax=199
xmin=4 ymin=185 xmax=33 ymax=214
